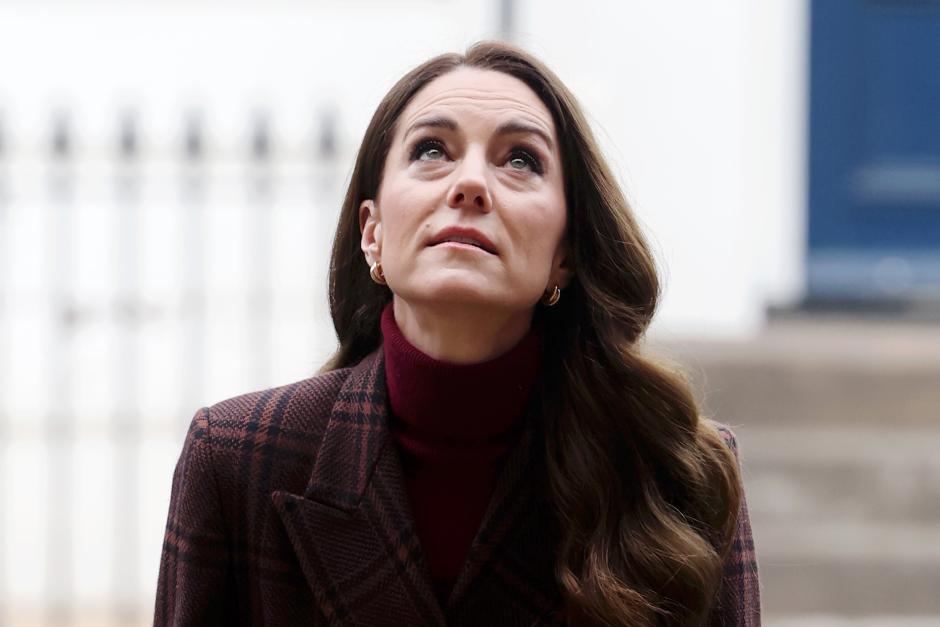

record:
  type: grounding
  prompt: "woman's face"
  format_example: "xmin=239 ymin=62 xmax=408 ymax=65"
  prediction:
xmin=360 ymin=67 xmax=573 ymax=317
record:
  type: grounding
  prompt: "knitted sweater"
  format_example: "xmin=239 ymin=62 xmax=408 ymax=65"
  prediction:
xmin=379 ymin=302 xmax=540 ymax=603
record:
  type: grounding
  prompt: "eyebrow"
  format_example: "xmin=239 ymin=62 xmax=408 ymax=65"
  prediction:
xmin=403 ymin=115 xmax=555 ymax=151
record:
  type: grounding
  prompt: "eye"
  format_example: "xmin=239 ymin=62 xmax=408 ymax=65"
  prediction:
xmin=505 ymin=148 xmax=543 ymax=175
xmin=410 ymin=139 xmax=448 ymax=162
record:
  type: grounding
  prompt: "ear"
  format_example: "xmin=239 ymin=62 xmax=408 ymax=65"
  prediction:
xmin=550 ymin=237 xmax=576 ymax=290
xmin=359 ymin=199 xmax=382 ymax=265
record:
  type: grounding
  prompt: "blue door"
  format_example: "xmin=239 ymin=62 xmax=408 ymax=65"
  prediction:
xmin=808 ymin=0 xmax=940 ymax=301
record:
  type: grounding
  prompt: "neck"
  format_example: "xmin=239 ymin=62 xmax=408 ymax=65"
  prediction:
xmin=392 ymin=296 xmax=535 ymax=364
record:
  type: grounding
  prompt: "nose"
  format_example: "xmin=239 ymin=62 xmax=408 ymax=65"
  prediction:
xmin=447 ymin=148 xmax=491 ymax=212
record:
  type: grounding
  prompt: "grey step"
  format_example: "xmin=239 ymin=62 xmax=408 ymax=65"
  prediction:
xmin=758 ymin=557 xmax=940 ymax=616
xmin=647 ymin=319 xmax=940 ymax=614
xmin=748 ymin=486 xmax=940 ymax=614
xmin=766 ymin=617 xmax=940 ymax=627
xmin=739 ymin=427 xmax=940 ymax=525
xmin=753 ymin=520 xmax=940 ymax=564
xmin=735 ymin=427 xmax=940 ymax=616
xmin=650 ymin=318 xmax=940 ymax=428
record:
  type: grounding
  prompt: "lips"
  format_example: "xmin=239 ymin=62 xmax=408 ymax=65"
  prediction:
xmin=429 ymin=226 xmax=498 ymax=255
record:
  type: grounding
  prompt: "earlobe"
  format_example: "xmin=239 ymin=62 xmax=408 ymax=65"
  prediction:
xmin=557 ymin=268 xmax=574 ymax=290
xmin=553 ymin=243 xmax=575 ymax=289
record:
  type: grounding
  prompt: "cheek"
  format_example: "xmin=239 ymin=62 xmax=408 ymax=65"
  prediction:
xmin=516 ymin=201 xmax=566 ymax=265
xmin=378 ymin=181 xmax=412 ymax=234
xmin=379 ymin=183 xmax=434 ymax=263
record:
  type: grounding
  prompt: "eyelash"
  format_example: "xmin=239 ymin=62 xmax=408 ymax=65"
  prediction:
xmin=409 ymin=139 xmax=447 ymax=162
xmin=408 ymin=138 xmax=544 ymax=175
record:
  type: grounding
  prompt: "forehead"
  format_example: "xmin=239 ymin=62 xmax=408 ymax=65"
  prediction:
xmin=397 ymin=67 xmax=556 ymax=138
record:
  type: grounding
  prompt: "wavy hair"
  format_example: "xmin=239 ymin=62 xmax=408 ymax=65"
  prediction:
xmin=319 ymin=41 xmax=743 ymax=626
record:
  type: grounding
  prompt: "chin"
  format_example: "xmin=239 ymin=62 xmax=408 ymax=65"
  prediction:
xmin=422 ymin=287 xmax=498 ymax=307
xmin=402 ymin=275 xmax=505 ymax=308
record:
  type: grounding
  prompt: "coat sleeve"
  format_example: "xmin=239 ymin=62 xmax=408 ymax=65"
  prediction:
xmin=154 ymin=407 xmax=234 ymax=626
xmin=706 ymin=425 xmax=762 ymax=626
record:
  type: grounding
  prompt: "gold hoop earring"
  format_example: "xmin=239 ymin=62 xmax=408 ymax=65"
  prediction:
xmin=541 ymin=284 xmax=561 ymax=306
xmin=370 ymin=260 xmax=387 ymax=285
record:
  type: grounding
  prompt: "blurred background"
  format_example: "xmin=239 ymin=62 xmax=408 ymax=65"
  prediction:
xmin=0 ymin=0 xmax=937 ymax=625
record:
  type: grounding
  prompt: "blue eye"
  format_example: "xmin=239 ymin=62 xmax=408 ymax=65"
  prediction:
xmin=506 ymin=149 xmax=543 ymax=174
xmin=410 ymin=139 xmax=447 ymax=162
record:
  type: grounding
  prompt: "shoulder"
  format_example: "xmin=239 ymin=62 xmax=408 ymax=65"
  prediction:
xmin=207 ymin=367 xmax=352 ymax=439
xmin=701 ymin=417 xmax=741 ymax=457
xmin=191 ymin=367 xmax=355 ymax=482
xmin=171 ymin=367 xmax=358 ymax=528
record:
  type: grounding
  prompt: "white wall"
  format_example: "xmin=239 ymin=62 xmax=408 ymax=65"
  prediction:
xmin=518 ymin=0 xmax=809 ymax=338
xmin=0 ymin=1 xmax=497 ymax=159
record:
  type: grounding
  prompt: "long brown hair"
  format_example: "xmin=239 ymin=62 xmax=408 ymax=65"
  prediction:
xmin=319 ymin=41 xmax=742 ymax=626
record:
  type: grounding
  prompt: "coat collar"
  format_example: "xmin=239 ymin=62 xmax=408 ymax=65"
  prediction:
xmin=271 ymin=346 xmax=566 ymax=626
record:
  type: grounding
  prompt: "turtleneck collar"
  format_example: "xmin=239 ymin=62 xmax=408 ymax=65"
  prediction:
xmin=379 ymin=301 xmax=541 ymax=441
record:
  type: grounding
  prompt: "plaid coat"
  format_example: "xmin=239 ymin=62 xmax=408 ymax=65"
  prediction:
xmin=154 ymin=346 xmax=761 ymax=626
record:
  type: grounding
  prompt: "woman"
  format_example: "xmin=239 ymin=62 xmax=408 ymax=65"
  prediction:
xmin=155 ymin=41 xmax=760 ymax=626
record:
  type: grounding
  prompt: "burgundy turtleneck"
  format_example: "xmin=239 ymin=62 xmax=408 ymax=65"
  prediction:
xmin=379 ymin=302 xmax=540 ymax=604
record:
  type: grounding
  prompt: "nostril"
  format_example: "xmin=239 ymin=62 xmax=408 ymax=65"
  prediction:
xmin=449 ymin=188 xmax=489 ymax=210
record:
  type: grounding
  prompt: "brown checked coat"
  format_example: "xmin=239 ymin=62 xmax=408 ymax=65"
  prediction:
xmin=154 ymin=346 xmax=761 ymax=626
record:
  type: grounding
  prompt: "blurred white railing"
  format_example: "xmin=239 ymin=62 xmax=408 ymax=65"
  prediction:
xmin=0 ymin=109 xmax=347 ymax=625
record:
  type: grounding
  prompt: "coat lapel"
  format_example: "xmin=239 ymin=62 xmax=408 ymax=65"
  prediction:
xmin=272 ymin=346 xmax=565 ymax=626
xmin=271 ymin=347 xmax=444 ymax=626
